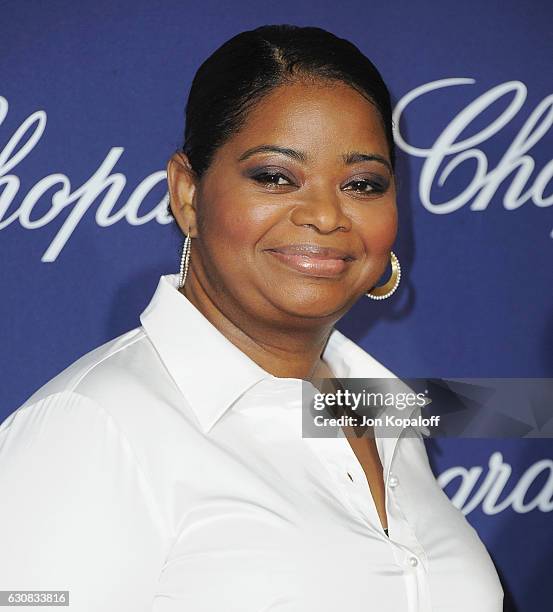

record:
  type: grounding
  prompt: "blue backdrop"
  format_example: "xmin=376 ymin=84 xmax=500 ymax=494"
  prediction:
xmin=1 ymin=1 xmax=552 ymax=610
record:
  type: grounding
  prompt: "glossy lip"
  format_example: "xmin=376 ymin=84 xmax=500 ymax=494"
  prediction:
xmin=265 ymin=243 xmax=355 ymax=260
xmin=263 ymin=243 xmax=355 ymax=278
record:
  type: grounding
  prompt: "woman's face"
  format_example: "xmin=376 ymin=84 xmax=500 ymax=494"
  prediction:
xmin=178 ymin=79 xmax=397 ymax=325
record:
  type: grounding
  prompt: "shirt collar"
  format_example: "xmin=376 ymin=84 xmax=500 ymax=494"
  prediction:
xmin=140 ymin=273 xmax=397 ymax=434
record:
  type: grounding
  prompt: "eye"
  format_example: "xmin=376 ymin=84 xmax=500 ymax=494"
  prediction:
xmin=250 ymin=170 xmax=295 ymax=189
xmin=343 ymin=177 xmax=388 ymax=195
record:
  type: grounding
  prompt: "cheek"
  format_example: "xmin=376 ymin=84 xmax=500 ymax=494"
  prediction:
xmin=356 ymin=204 xmax=398 ymax=254
xmin=200 ymin=189 xmax=274 ymax=262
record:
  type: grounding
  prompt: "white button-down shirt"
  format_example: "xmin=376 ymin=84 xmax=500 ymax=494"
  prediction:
xmin=0 ymin=273 xmax=503 ymax=611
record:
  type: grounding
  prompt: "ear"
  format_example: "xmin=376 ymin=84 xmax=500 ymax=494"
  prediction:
xmin=167 ymin=151 xmax=199 ymax=237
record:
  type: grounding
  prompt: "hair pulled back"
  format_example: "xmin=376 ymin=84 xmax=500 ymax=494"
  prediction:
xmin=173 ymin=24 xmax=395 ymax=207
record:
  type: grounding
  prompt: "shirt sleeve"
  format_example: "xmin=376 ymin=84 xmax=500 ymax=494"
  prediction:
xmin=0 ymin=390 xmax=167 ymax=612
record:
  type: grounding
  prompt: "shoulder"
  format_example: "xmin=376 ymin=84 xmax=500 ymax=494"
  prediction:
xmin=2 ymin=323 xmax=190 ymax=526
xmin=0 ymin=390 xmax=113 ymax=460
xmin=0 ymin=390 xmax=128 ymax=489
xmin=18 ymin=326 xmax=148 ymax=408
xmin=10 ymin=323 xmax=182 ymax=437
xmin=1 ymin=324 xmax=179 ymax=500
xmin=0 ymin=386 xmax=171 ymax=598
xmin=0 ymin=329 xmax=175 ymax=540
xmin=2 ymin=326 xmax=151 ymax=455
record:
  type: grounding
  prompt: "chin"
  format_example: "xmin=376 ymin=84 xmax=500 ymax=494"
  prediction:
xmin=267 ymin=284 xmax=353 ymax=320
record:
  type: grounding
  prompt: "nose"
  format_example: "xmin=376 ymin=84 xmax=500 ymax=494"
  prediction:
xmin=289 ymin=184 xmax=352 ymax=233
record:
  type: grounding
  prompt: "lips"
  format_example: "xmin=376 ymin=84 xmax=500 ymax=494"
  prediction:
xmin=266 ymin=243 xmax=354 ymax=260
xmin=264 ymin=243 xmax=355 ymax=278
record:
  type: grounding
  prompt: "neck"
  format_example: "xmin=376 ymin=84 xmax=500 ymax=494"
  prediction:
xmin=180 ymin=275 xmax=337 ymax=382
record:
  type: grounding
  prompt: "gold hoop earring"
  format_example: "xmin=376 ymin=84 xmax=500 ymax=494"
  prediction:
xmin=366 ymin=251 xmax=401 ymax=300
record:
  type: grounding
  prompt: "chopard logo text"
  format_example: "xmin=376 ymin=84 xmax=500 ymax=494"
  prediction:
xmin=1 ymin=78 xmax=552 ymax=262
xmin=393 ymin=78 xmax=553 ymax=236
xmin=439 ymin=451 xmax=553 ymax=515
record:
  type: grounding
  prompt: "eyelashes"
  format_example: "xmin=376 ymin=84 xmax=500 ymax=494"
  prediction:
xmin=251 ymin=171 xmax=293 ymax=188
xmin=342 ymin=178 xmax=388 ymax=195
xmin=249 ymin=169 xmax=389 ymax=195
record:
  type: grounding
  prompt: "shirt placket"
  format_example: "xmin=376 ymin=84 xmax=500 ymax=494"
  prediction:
xmin=303 ymin=429 xmax=433 ymax=612
xmin=276 ymin=379 xmax=433 ymax=611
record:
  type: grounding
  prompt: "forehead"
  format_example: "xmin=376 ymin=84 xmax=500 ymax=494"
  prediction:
xmin=220 ymin=80 xmax=389 ymax=161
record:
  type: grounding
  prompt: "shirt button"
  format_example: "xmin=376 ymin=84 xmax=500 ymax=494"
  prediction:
xmin=407 ymin=556 xmax=419 ymax=567
xmin=388 ymin=474 xmax=399 ymax=488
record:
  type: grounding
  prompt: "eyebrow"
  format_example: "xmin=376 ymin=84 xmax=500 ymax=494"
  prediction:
xmin=237 ymin=145 xmax=392 ymax=173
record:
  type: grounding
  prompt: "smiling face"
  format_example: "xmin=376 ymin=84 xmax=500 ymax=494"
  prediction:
xmin=170 ymin=79 xmax=398 ymax=327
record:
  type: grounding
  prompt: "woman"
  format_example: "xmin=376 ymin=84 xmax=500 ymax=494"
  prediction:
xmin=0 ymin=25 xmax=503 ymax=612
